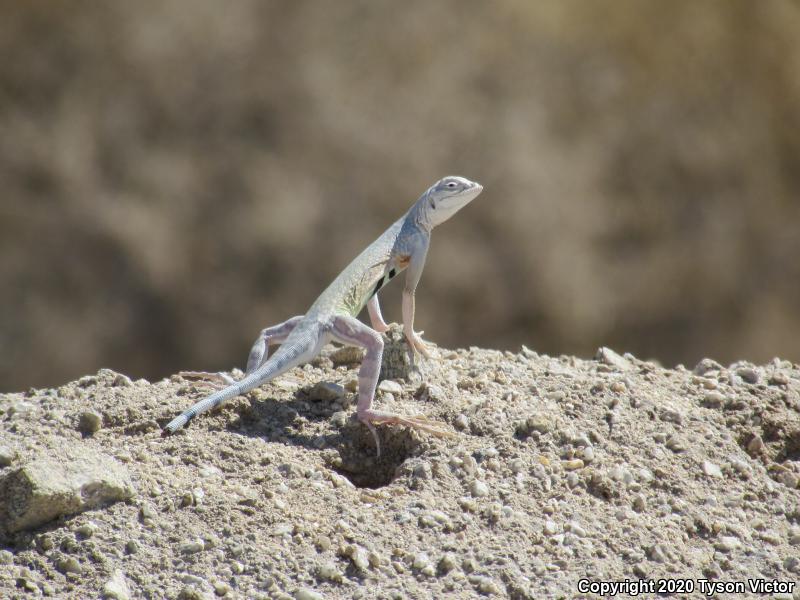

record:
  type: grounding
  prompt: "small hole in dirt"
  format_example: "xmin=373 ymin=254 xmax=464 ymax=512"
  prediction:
xmin=331 ymin=423 xmax=420 ymax=488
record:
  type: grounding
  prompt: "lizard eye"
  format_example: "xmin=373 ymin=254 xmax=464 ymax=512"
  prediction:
xmin=446 ymin=182 xmax=457 ymax=189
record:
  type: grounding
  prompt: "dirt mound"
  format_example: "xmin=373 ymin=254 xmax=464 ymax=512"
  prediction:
xmin=1 ymin=340 xmax=799 ymax=598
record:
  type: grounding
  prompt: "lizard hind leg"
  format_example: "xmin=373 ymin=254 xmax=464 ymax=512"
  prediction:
xmin=176 ymin=315 xmax=304 ymax=389
xmin=328 ymin=314 xmax=455 ymax=457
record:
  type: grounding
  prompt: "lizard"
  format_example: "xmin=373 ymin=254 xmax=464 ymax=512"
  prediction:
xmin=163 ymin=175 xmax=483 ymax=455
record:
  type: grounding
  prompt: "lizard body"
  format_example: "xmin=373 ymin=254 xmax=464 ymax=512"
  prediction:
xmin=163 ymin=175 xmax=483 ymax=454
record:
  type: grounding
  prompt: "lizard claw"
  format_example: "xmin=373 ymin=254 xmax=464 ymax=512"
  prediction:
xmin=179 ymin=371 xmax=236 ymax=387
xmin=358 ymin=409 xmax=457 ymax=455
xmin=405 ymin=330 xmax=435 ymax=359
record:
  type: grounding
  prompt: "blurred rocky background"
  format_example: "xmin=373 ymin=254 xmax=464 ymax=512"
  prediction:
xmin=2 ymin=0 xmax=799 ymax=390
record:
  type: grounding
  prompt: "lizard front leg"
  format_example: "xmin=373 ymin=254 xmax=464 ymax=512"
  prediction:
xmin=245 ymin=315 xmax=304 ymax=374
xmin=329 ymin=314 xmax=454 ymax=456
xmin=366 ymin=295 xmax=390 ymax=333
xmin=398 ymin=238 xmax=435 ymax=359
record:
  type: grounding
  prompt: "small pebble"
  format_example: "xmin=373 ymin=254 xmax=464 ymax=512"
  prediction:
xmin=779 ymin=471 xmax=798 ymax=489
xmin=715 ymin=536 xmax=741 ymax=552
xmin=788 ymin=527 xmax=800 ymax=546
xmin=509 ymin=458 xmax=525 ymax=473
xmin=179 ymin=538 xmax=205 ymax=554
xmin=113 ymin=374 xmax=133 ymax=387
xmin=596 ymin=347 xmax=632 ymax=370
xmin=57 ymin=556 xmax=83 ymax=574
xmin=317 ymin=562 xmax=342 ymax=582
xmin=702 ymin=392 xmax=725 ymax=408
xmin=544 ymin=520 xmax=558 ymax=535
xmin=438 ymin=553 xmax=457 ymax=573
xmin=702 ymin=461 xmax=723 ymax=478
xmin=468 ymin=574 xmax=501 ymax=594
xmin=294 ymin=589 xmax=324 ymax=600
xmin=454 ymin=414 xmax=469 ymax=430
xmin=666 ymin=436 xmax=687 ymax=452
xmin=735 ymin=366 xmax=759 ymax=384
xmin=348 ymin=545 xmax=370 ymax=570
xmin=0 ymin=446 xmax=15 ymax=467
xmin=103 ymin=570 xmax=131 ymax=600
xmin=78 ymin=411 xmax=103 ymax=434
xmin=785 ymin=557 xmax=800 ymax=573
xmin=562 ymin=459 xmax=584 ymax=471
xmin=769 ymin=371 xmax=789 ymax=386
xmin=309 ymin=382 xmax=344 ymax=402
xmin=567 ymin=521 xmax=587 ymax=537
xmin=412 ymin=552 xmax=431 ymax=570
xmin=330 ymin=346 xmax=363 ymax=365
xmin=77 ymin=521 xmax=99 ymax=538
xmin=470 ymin=480 xmax=489 ymax=498
xmin=378 ymin=380 xmax=403 ymax=394
xmin=747 ymin=435 xmax=764 ymax=455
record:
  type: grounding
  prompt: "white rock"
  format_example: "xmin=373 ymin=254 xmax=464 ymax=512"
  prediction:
xmin=103 ymin=570 xmax=131 ymax=600
xmin=469 ymin=480 xmax=489 ymax=498
xmin=378 ymin=380 xmax=403 ymax=394
xmin=294 ymin=589 xmax=324 ymax=600
xmin=0 ymin=448 xmax=134 ymax=538
xmin=702 ymin=460 xmax=723 ymax=478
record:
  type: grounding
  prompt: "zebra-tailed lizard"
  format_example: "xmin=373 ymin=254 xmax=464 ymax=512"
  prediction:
xmin=163 ymin=176 xmax=483 ymax=455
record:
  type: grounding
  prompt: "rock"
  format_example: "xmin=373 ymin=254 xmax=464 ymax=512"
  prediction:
xmin=595 ymin=347 xmax=632 ymax=371
xmin=78 ymin=410 xmax=103 ymax=434
xmin=693 ymin=358 xmax=722 ymax=376
xmin=413 ymin=551 xmax=431 ymax=570
xmin=308 ymin=382 xmax=344 ymax=402
xmin=294 ymin=589 xmax=324 ymax=600
xmin=438 ymin=553 xmax=457 ymax=573
xmin=747 ymin=435 xmax=764 ymax=456
xmin=377 ymin=380 xmax=403 ymax=394
xmin=715 ymin=536 xmax=741 ymax=552
xmin=735 ymin=366 xmax=759 ymax=384
xmin=702 ymin=460 xmax=723 ymax=478
xmin=180 ymin=538 xmax=206 ymax=554
xmin=769 ymin=371 xmax=790 ymax=386
xmin=57 ymin=556 xmax=84 ymax=574
xmin=112 ymin=374 xmax=133 ymax=387
xmin=329 ymin=346 xmax=363 ymax=366
xmin=76 ymin=521 xmax=99 ymax=538
xmin=469 ymin=480 xmax=489 ymax=497
xmin=702 ymin=392 xmax=726 ymax=408
xmin=103 ymin=569 xmax=131 ymax=600
xmin=0 ymin=448 xmax=135 ymax=539
xmin=0 ymin=446 xmax=15 ymax=467
xmin=515 ymin=414 xmax=551 ymax=436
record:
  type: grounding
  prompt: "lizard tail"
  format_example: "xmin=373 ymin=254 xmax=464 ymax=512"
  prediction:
xmin=162 ymin=337 xmax=313 ymax=435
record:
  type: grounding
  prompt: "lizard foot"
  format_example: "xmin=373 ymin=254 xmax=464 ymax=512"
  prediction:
xmin=404 ymin=330 xmax=438 ymax=360
xmin=358 ymin=409 xmax=457 ymax=457
xmin=178 ymin=371 xmax=237 ymax=387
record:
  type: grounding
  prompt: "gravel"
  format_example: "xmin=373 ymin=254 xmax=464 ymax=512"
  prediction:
xmin=1 ymin=340 xmax=799 ymax=597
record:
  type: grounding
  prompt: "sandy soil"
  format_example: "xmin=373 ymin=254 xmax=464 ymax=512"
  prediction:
xmin=2 ymin=330 xmax=800 ymax=599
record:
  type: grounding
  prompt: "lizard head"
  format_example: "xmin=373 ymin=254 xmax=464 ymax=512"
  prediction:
xmin=422 ymin=175 xmax=483 ymax=227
